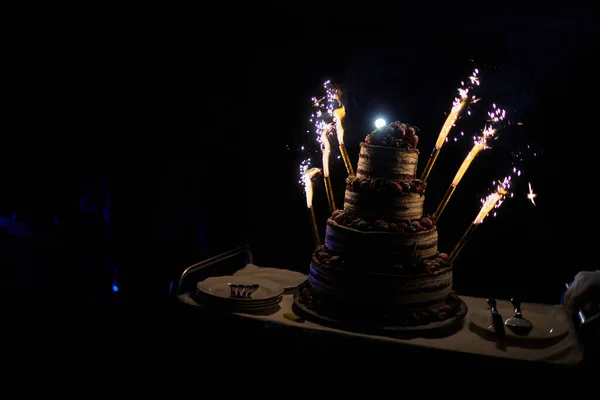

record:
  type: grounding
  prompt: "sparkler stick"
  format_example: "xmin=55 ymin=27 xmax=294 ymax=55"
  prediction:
xmin=421 ymin=69 xmax=480 ymax=182
xmin=308 ymin=207 xmax=320 ymax=247
xmin=321 ymin=129 xmax=336 ymax=213
xmin=448 ymin=179 xmax=509 ymax=265
xmin=432 ymin=106 xmax=506 ymax=223
xmin=447 ymin=222 xmax=478 ymax=266
xmin=302 ymin=167 xmax=322 ymax=246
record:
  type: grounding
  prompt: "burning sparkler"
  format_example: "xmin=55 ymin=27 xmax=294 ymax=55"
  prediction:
xmin=334 ymin=92 xmax=354 ymax=177
xmin=432 ymin=105 xmax=506 ymax=223
xmin=301 ymin=166 xmax=322 ymax=246
xmin=421 ymin=69 xmax=480 ymax=182
xmin=310 ymin=81 xmax=353 ymax=177
xmin=448 ymin=174 xmax=515 ymax=265
xmin=320 ymin=126 xmax=336 ymax=213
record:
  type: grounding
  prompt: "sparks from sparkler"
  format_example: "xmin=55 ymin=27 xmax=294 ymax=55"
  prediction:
xmin=507 ymin=133 xmax=542 ymax=209
xmin=484 ymin=166 xmax=522 ymax=220
xmin=431 ymin=104 xmax=508 ymax=223
xmin=298 ymin=81 xmax=338 ymax=210
xmin=309 ymin=80 xmax=338 ymax=147
xmin=448 ymin=169 xmax=518 ymax=265
xmin=451 ymin=104 xmax=506 ymax=186
xmin=300 ymin=81 xmax=337 ymax=182
xmin=307 ymin=79 xmax=353 ymax=178
xmin=475 ymin=177 xmax=510 ymax=224
xmin=527 ymin=182 xmax=537 ymax=206
xmin=435 ymin=68 xmax=480 ymax=149
xmin=420 ymin=68 xmax=481 ymax=182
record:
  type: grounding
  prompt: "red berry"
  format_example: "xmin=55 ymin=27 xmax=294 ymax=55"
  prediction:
xmin=420 ymin=217 xmax=433 ymax=228
xmin=391 ymin=182 xmax=403 ymax=193
xmin=439 ymin=304 xmax=454 ymax=313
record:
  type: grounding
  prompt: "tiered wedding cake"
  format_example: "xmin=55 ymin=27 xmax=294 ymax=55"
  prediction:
xmin=300 ymin=121 xmax=462 ymax=326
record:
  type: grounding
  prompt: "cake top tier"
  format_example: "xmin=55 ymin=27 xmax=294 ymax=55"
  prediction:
xmin=365 ymin=121 xmax=419 ymax=149
xmin=356 ymin=142 xmax=419 ymax=181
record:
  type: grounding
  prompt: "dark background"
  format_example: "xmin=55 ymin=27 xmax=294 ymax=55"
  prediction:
xmin=2 ymin=7 xmax=598 ymax=310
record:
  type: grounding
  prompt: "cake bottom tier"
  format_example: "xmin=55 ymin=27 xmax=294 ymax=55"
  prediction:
xmin=309 ymin=259 xmax=452 ymax=308
xmin=305 ymin=259 xmax=456 ymax=326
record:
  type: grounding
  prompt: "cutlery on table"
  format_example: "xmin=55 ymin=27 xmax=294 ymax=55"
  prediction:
xmin=228 ymin=283 xmax=260 ymax=298
xmin=486 ymin=298 xmax=505 ymax=334
xmin=246 ymin=284 xmax=259 ymax=297
xmin=504 ymin=297 xmax=533 ymax=335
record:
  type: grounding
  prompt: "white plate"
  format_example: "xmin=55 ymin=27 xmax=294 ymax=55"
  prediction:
xmin=194 ymin=291 xmax=283 ymax=307
xmin=195 ymin=291 xmax=282 ymax=304
xmin=191 ymin=293 xmax=282 ymax=313
xmin=469 ymin=301 xmax=569 ymax=340
xmin=197 ymin=276 xmax=283 ymax=302
xmin=234 ymin=264 xmax=307 ymax=291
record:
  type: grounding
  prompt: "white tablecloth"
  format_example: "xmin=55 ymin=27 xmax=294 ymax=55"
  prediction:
xmin=179 ymin=265 xmax=583 ymax=366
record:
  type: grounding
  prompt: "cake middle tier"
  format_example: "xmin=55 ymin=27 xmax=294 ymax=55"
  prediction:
xmin=356 ymin=142 xmax=419 ymax=181
xmin=344 ymin=189 xmax=424 ymax=220
xmin=325 ymin=218 xmax=439 ymax=261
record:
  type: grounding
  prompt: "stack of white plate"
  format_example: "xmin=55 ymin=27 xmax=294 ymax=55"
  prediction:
xmin=233 ymin=264 xmax=308 ymax=294
xmin=194 ymin=276 xmax=284 ymax=313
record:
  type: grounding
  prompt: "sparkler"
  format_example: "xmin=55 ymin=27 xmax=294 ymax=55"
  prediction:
xmin=301 ymin=166 xmax=322 ymax=246
xmin=432 ymin=105 xmax=506 ymax=223
xmin=311 ymin=81 xmax=353 ymax=178
xmin=448 ymin=175 xmax=514 ymax=265
xmin=421 ymin=69 xmax=480 ymax=182
xmin=334 ymin=104 xmax=354 ymax=177
xmin=320 ymin=127 xmax=336 ymax=213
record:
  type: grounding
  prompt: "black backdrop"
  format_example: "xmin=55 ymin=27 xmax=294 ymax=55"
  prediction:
xmin=2 ymin=7 xmax=598 ymax=306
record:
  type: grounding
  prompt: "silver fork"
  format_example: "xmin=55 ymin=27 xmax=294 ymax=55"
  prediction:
xmin=229 ymin=284 xmax=259 ymax=298
xmin=246 ymin=284 xmax=259 ymax=298
xmin=228 ymin=284 xmax=240 ymax=298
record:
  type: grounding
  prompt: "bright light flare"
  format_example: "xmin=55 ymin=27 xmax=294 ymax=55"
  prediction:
xmin=375 ymin=118 xmax=386 ymax=128
xmin=527 ymin=182 xmax=537 ymax=206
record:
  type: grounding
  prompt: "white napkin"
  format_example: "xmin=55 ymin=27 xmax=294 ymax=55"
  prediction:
xmin=233 ymin=263 xmax=307 ymax=292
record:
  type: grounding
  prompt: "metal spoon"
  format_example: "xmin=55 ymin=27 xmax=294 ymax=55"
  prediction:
xmin=504 ymin=297 xmax=532 ymax=335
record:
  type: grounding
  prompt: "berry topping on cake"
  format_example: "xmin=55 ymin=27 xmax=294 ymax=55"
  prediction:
xmin=330 ymin=210 xmax=436 ymax=233
xmin=364 ymin=121 xmax=420 ymax=149
xmin=419 ymin=217 xmax=434 ymax=229
xmin=345 ymin=176 xmax=426 ymax=195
